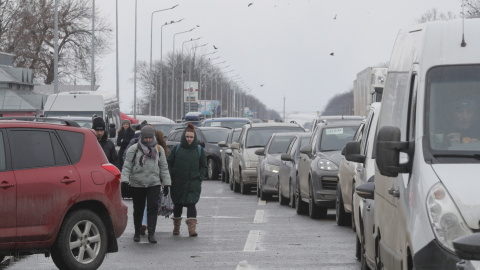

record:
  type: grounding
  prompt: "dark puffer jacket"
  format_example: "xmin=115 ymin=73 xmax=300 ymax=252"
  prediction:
xmin=167 ymin=128 xmax=207 ymax=205
xmin=99 ymin=131 xmax=118 ymax=167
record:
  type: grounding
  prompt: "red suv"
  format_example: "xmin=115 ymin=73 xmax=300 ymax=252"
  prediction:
xmin=0 ymin=119 xmax=128 ymax=270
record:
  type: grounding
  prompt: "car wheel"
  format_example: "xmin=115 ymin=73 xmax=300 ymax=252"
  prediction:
xmin=295 ymin=180 xmax=308 ymax=215
xmin=290 ymin=178 xmax=296 ymax=208
xmin=229 ymin=171 xmax=234 ymax=190
xmin=208 ymin=159 xmax=219 ymax=180
xmin=308 ymin=180 xmax=327 ymax=219
xmin=259 ymin=180 xmax=270 ymax=201
xmin=360 ymin=230 xmax=371 ymax=270
xmin=233 ymin=170 xmax=240 ymax=192
xmin=351 ymin=185 xmax=357 ymax=232
xmin=51 ymin=209 xmax=107 ymax=270
xmin=336 ymin=184 xmax=351 ymax=226
xmin=240 ymin=174 xmax=250 ymax=195
xmin=356 ymin=234 xmax=361 ymax=260
xmin=279 ymin=182 xmax=289 ymax=205
xmin=221 ymin=170 xmax=226 ymax=182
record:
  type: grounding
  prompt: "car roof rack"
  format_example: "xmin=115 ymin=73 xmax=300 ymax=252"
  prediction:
xmin=0 ymin=117 xmax=81 ymax=127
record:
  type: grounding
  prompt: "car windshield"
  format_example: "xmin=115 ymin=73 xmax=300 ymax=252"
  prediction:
xmin=426 ymin=65 xmax=480 ymax=157
xmin=204 ymin=121 xmax=248 ymax=128
xmin=202 ymin=129 xmax=230 ymax=143
xmin=320 ymin=126 xmax=357 ymax=151
xmin=152 ymin=124 xmax=179 ymax=136
xmin=246 ymin=127 xmax=304 ymax=148
xmin=268 ymin=136 xmax=295 ymax=154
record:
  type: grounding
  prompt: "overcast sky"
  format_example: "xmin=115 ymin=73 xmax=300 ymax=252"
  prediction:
xmin=95 ymin=0 xmax=462 ymax=115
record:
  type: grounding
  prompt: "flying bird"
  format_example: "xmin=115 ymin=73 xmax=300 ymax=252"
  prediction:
xmin=213 ymin=45 xmax=218 ymax=50
xmin=170 ymin=21 xmax=174 ymax=23
xmin=196 ymin=25 xmax=200 ymax=27
xmin=248 ymin=3 xmax=253 ymax=7
xmin=334 ymin=14 xmax=337 ymax=20
xmin=260 ymin=84 xmax=264 ymax=87
xmin=330 ymin=52 xmax=334 ymax=56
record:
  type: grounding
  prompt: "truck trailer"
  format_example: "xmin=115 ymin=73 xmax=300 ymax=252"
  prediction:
xmin=353 ymin=67 xmax=387 ymax=116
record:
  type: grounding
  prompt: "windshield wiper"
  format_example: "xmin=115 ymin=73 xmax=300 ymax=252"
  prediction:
xmin=433 ymin=153 xmax=480 ymax=159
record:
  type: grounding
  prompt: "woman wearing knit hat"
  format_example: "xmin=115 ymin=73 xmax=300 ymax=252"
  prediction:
xmin=167 ymin=123 xmax=207 ymax=237
xmin=121 ymin=125 xmax=171 ymax=243
xmin=117 ymin=119 xmax=135 ymax=171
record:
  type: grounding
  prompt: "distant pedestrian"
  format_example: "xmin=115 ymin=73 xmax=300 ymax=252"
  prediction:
xmin=168 ymin=123 xmax=207 ymax=237
xmin=92 ymin=117 xmax=118 ymax=166
xmin=117 ymin=119 xmax=135 ymax=171
xmin=121 ymin=125 xmax=171 ymax=243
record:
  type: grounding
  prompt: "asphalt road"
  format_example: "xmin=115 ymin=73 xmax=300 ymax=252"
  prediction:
xmin=1 ymin=180 xmax=360 ymax=270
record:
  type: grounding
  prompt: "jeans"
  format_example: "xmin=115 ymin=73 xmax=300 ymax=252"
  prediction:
xmin=173 ymin=203 xmax=197 ymax=218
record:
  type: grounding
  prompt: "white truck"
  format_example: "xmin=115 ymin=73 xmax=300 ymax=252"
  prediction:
xmin=43 ymin=91 xmax=120 ymax=137
xmin=353 ymin=67 xmax=387 ymax=116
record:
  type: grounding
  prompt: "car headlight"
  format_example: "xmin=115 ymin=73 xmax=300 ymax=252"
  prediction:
xmin=245 ymin=160 xmax=258 ymax=168
xmin=317 ymin=159 xmax=338 ymax=171
xmin=265 ymin=164 xmax=280 ymax=173
xmin=426 ymin=182 xmax=472 ymax=253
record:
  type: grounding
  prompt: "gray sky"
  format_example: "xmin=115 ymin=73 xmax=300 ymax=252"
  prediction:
xmin=96 ymin=0 xmax=461 ymax=115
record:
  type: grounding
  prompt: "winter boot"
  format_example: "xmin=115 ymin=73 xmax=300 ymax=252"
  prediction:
xmin=148 ymin=233 xmax=157 ymax=243
xmin=133 ymin=228 xmax=141 ymax=242
xmin=172 ymin=217 xmax=182 ymax=235
xmin=140 ymin=224 xmax=147 ymax=236
xmin=185 ymin=218 xmax=198 ymax=237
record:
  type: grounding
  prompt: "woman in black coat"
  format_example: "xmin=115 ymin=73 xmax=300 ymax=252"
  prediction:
xmin=117 ymin=119 xmax=135 ymax=171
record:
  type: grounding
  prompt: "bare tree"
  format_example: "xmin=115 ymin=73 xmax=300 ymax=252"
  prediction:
xmin=464 ymin=0 xmax=480 ymax=18
xmin=0 ymin=0 xmax=111 ymax=84
xmin=416 ymin=8 xmax=456 ymax=23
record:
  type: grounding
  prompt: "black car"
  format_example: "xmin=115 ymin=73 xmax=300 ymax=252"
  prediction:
xmin=217 ymin=128 xmax=242 ymax=183
xmin=165 ymin=126 xmax=231 ymax=180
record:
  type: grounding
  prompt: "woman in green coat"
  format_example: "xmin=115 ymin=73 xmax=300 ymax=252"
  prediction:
xmin=168 ymin=123 xmax=207 ymax=237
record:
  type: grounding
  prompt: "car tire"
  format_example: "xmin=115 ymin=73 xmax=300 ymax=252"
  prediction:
xmin=336 ymin=184 xmax=351 ymax=226
xmin=229 ymin=171 xmax=234 ymax=190
xmin=0 ymin=255 xmax=5 ymax=263
xmin=225 ymin=170 xmax=230 ymax=184
xmin=351 ymin=185 xmax=357 ymax=232
xmin=309 ymin=180 xmax=327 ymax=219
xmin=221 ymin=170 xmax=226 ymax=182
xmin=290 ymin=177 xmax=296 ymax=208
xmin=256 ymin=182 xmax=260 ymax=197
xmin=279 ymin=182 xmax=289 ymax=205
xmin=51 ymin=209 xmax=108 ymax=270
xmin=233 ymin=170 xmax=240 ymax=192
xmin=360 ymin=230 xmax=371 ymax=270
xmin=208 ymin=159 xmax=219 ymax=180
xmin=295 ymin=180 xmax=308 ymax=215
xmin=356 ymin=234 xmax=361 ymax=260
xmin=240 ymin=174 xmax=250 ymax=195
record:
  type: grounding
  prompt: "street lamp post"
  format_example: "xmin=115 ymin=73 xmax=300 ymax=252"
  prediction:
xmin=198 ymin=51 xmax=217 ymax=115
xmin=187 ymin=43 xmax=208 ymax=113
xmin=181 ymin=38 xmax=202 ymax=116
xmin=148 ymin=4 xmax=179 ymax=115
xmin=172 ymin=27 xmax=196 ymax=120
xmin=159 ymin=18 xmax=183 ymax=116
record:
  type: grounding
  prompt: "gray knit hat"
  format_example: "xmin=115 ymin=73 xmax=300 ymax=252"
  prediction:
xmin=122 ymin=119 xmax=131 ymax=125
xmin=141 ymin=125 xmax=155 ymax=138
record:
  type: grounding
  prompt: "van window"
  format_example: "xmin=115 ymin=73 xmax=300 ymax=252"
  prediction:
xmin=426 ymin=65 xmax=480 ymax=156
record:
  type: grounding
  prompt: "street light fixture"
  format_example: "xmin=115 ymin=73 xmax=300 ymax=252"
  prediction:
xmin=148 ymin=4 xmax=179 ymax=115
xmin=180 ymin=37 xmax=202 ymax=116
xmin=159 ymin=18 xmax=184 ymax=116
xmin=171 ymin=27 xmax=196 ymax=120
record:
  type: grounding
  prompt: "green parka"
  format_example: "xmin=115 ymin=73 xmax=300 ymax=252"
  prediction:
xmin=167 ymin=127 xmax=207 ymax=205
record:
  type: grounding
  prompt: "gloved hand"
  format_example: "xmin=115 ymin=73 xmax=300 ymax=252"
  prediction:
xmin=163 ymin=185 xmax=170 ymax=196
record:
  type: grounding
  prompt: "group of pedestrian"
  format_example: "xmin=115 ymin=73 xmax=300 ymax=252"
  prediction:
xmin=91 ymin=117 xmax=207 ymax=244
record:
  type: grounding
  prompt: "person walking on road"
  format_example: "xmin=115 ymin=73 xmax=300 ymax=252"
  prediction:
xmin=167 ymin=123 xmax=207 ymax=237
xmin=117 ymin=119 xmax=135 ymax=171
xmin=121 ymin=125 xmax=171 ymax=243
xmin=92 ymin=117 xmax=118 ymax=166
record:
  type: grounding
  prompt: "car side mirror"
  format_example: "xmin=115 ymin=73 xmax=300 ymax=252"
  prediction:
xmin=376 ymin=126 xmax=412 ymax=177
xmin=218 ymin=141 xmax=227 ymax=147
xmin=355 ymin=182 xmax=375 ymax=200
xmin=453 ymin=233 xmax=480 ymax=261
xmin=254 ymin=148 xmax=265 ymax=156
xmin=300 ymin=144 xmax=311 ymax=154
xmin=230 ymin=142 xmax=239 ymax=150
xmin=281 ymin=153 xmax=293 ymax=162
xmin=225 ymin=149 xmax=233 ymax=155
xmin=345 ymin=141 xmax=365 ymax=163
xmin=109 ymin=124 xmax=116 ymax=138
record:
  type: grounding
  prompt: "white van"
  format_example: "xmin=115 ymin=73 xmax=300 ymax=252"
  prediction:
xmin=368 ymin=19 xmax=480 ymax=269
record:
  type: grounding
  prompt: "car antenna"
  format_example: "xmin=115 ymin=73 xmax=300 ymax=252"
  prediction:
xmin=461 ymin=0 xmax=467 ymax=47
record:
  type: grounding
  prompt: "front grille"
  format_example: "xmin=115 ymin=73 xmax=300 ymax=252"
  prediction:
xmin=321 ymin=176 xmax=338 ymax=190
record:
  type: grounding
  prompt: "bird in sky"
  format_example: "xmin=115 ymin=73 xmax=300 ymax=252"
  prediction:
xmin=334 ymin=14 xmax=337 ymax=20
xmin=330 ymin=52 xmax=334 ymax=56
xmin=213 ymin=45 xmax=218 ymax=50
xmin=248 ymin=3 xmax=253 ymax=7
xmin=170 ymin=21 xmax=174 ymax=23
xmin=196 ymin=25 xmax=200 ymax=27
xmin=260 ymin=84 xmax=264 ymax=87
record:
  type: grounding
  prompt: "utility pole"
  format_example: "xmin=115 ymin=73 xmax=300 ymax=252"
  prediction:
xmin=283 ymin=95 xmax=286 ymax=122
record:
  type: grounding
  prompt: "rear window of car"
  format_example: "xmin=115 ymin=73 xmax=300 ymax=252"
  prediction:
xmin=246 ymin=127 xmax=304 ymax=148
xmin=204 ymin=121 xmax=248 ymax=129
xmin=201 ymin=129 xmax=230 ymax=143
xmin=57 ymin=130 xmax=85 ymax=164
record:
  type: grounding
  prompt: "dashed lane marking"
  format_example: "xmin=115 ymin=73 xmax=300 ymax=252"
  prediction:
xmin=258 ymin=198 xmax=266 ymax=205
xmin=243 ymin=230 xmax=260 ymax=252
xmin=253 ymin=210 xmax=264 ymax=223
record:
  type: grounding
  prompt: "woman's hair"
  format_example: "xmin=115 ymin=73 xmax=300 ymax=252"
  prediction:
xmin=117 ymin=124 xmax=135 ymax=133
xmin=155 ymin=130 xmax=169 ymax=157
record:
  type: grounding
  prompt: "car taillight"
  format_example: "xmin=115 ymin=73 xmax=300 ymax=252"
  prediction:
xmin=102 ymin=163 xmax=121 ymax=181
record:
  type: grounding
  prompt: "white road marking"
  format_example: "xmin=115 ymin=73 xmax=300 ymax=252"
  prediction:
xmin=253 ymin=210 xmax=264 ymax=223
xmin=243 ymin=230 xmax=260 ymax=252
xmin=200 ymin=196 xmax=233 ymax=199
xmin=258 ymin=198 xmax=266 ymax=205
xmin=236 ymin=260 xmax=251 ymax=269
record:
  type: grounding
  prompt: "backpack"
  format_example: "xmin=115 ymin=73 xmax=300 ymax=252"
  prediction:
xmin=175 ymin=144 xmax=201 ymax=156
